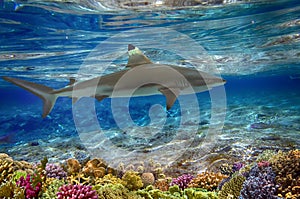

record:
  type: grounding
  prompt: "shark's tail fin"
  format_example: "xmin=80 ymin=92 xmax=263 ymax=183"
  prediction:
xmin=2 ymin=77 xmax=58 ymax=118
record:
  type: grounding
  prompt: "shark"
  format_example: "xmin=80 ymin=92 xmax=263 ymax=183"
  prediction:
xmin=2 ymin=44 xmax=226 ymax=118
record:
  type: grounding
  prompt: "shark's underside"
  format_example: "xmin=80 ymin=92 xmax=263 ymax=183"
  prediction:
xmin=2 ymin=44 xmax=226 ymax=118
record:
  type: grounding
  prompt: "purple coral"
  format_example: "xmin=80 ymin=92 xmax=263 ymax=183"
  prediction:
xmin=57 ymin=184 xmax=98 ymax=199
xmin=170 ymin=174 xmax=194 ymax=190
xmin=45 ymin=163 xmax=67 ymax=179
xmin=16 ymin=174 xmax=41 ymax=199
xmin=240 ymin=165 xmax=279 ymax=199
xmin=232 ymin=162 xmax=244 ymax=173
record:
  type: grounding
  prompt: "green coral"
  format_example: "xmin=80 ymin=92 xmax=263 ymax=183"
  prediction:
xmin=12 ymin=171 xmax=27 ymax=183
xmin=122 ymin=170 xmax=143 ymax=191
xmin=135 ymin=185 xmax=218 ymax=199
xmin=0 ymin=180 xmax=25 ymax=199
xmin=256 ymin=150 xmax=277 ymax=162
xmin=218 ymin=175 xmax=245 ymax=199
xmin=95 ymin=174 xmax=124 ymax=185
xmin=95 ymin=183 xmax=142 ymax=199
xmin=40 ymin=179 xmax=65 ymax=199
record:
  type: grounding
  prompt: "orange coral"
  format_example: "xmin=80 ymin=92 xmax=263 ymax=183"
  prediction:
xmin=141 ymin=172 xmax=155 ymax=187
xmin=154 ymin=179 xmax=170 ymax=191
xmin=66 ymin=159 xmax=81 ymax=174
xmin=82 ymin=158 xmax=107 ymax=178
xmin=188 ymin=171 xmax=228 ymax=191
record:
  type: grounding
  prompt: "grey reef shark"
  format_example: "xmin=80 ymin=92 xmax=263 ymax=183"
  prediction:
xmin=2 ymin=44 xmax=226 ymax=118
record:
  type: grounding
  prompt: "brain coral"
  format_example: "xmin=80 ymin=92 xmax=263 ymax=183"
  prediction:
xmin=188 ymin=171 xmax=228 ymax=191
xmin=271 ymin=149 xmax=300 ymax=199
xmin=218 ymin=174 xmax=246 ymax=199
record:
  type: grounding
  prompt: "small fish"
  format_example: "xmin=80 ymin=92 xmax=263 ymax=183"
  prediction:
xmin=2 ymin=44 xmax=226 ymax=118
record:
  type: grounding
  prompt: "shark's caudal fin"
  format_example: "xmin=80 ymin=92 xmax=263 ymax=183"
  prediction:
xmin=2 ymin=77 xmax=57 ymax=118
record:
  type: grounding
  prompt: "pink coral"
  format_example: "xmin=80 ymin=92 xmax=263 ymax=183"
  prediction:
xmin=57 ymin=184 xmax=98 ymax=199
xmin=16 ymin=174 xmax=41 ymax=199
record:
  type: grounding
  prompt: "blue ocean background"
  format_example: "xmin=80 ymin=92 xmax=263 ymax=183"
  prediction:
xmin=0 ymin=0 xmax=299 ymax=170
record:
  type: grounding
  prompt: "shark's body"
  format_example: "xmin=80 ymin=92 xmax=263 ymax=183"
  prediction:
xmin=3 ymin=44 xmax=226 ymax=118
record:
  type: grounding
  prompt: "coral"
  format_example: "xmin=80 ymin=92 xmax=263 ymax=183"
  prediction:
xmin=0 ymin=180 xmax=25 ymax=199
xmin=141 ymin=172 xmax=155 ymax=187
xmin=232 ymin=162 xmax=244 ymax=173
xmin=95 ymin=174 xmax=124 ymax=185
xmin=83 ymin=158 xmax=107 ymax=178
xmin=57 ymin=184 xmax=98 ymax=199
xmin=218 ymin=174 xmax=246 ymax=199
xmin=0 ymin=157 xmax=14 ymax=184
xmin=154 ymin=178 xmax=170 ymax=191
xmin=240 ymin=165 xmax=279 ymax=199
xmin=184 ymin=188 xmax=218 ymax=199
xmin=188 ymin=172 xmax=227 ymax=191
xmin=122 ymin=170 xmax=144 ymax=191
xmin=96 ymin=183 xmax=142 ymax=199
xmin=256 ymin=150 xmax=277 ymax=162
xmin=271 ymin=149 xmax=300 ymax=198
xmin=40 ymin=179 xmax=65 ymax=199
xmin=170 ymin=174 xmax=194 ymax=190
xmin=45 ymin=163 xmax=67 ymax=180
xmin=16 ymin=174 xmax=42 ymax=199
xmin=66 ymin=158 xmax=81 ymax=175
xmin=257 ymin=161 xmax=270 ymax=168
xmin=220 ymin=163 xmax=233 ymax=176
xmin=67 ymin=172 xmax=92 ymax=185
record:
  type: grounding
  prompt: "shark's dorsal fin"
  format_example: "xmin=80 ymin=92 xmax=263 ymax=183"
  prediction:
xmin=68 ymin=78 xmax=76 ymax=86
xmin=126 ymin=44 xmax=152 ymax=68
xmin=159 ymin=88 xmax=180 ymax=110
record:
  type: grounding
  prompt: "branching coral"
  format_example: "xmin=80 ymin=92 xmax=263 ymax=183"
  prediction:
xmin=16 ymin=174 xmax=42 ymax=199
xmin=271 ymin=149 xmax=300 ymax=198
xmin=218 ymin=174 xmax=246 ymax=199
xmin=66 ymin=158 xmax=81 ymax=175
xmin=40 ymin=179 xmax=65 ymax=199
xmin=57 ymin=184 xmax=98 ymax=199
xmin=188 ymin=172 xmax=227 ymax=191
xmin=45 ymin=163 xmax=67 ymax=180
xmin=170 ymin=174 xmax=194 ymax=190
xmin=95 ymin=174 xmax=124 ymax=185
xmin=0 ymin=157 xmax=14 ymax=184
xmin=240 ymin=165 xmax=279 ymax=199
xmin=0 ymin=180 xmax=25 ymax=199
xmin=154 ymin=178 xmax=170 ymax=191
xmin=122 ymin=170 xmax=143 ymax=191
xmin=96 ymin=183 xmax=142 ymax=199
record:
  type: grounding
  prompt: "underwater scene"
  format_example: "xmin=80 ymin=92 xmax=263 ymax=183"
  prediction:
xmin=0 ymin=0 xmax=300 ymax=198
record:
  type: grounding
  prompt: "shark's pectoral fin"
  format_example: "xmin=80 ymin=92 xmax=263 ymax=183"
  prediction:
xmin=95 ymin=95 xmax=109 ymax=102
xmin=159 ymin=88 xmax=180 ymax=110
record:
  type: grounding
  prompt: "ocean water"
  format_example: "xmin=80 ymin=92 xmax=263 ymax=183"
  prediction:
xmin=0 ymin=0 xmax=299 ymax=172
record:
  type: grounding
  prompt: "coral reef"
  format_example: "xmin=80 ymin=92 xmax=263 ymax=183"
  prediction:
xmin=170 ymin=174 xmax=194 ymax=190
xmin=45 ymin=163 xmax=67 ymax=180
xmin=0 ymin=180 xmax=25 ymax=199
xmin=0 ymin=156 xmax=14 ymax=184
xmin=122 ymin=170 xmax=144 ymax=191
xmin=240 ymin=165 xmax=279 ymax=199
xmin=141 ymin=172 xmax=155 ymax=187
xmin=66 ymin=158 xmax=81 ymax=175
xmin=218 ymin=174 xmax=246 ymax=199
xmin=57 ymin=184 xmax=98 ymax=199
xmin=271 ymin=149 xmax=300 ymax=199
xmin=188 ymin=172 xmax=227 ymax=191
xmin=16 ymin=174 xmax=42 ymax=199
xmin=40 ymin=179 xmax=65 ymax=199
xmin=96 ymin=183 xmax=142 ymax=199
xmin=82 ymin=158 xmax=108 ymax=178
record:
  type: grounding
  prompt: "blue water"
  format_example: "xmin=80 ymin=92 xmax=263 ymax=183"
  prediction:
xmin=0 ymin=0 xmax=300 ymax=170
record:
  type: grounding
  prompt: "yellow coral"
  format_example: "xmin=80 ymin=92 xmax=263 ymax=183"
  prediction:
xmin=218 ymin=175 xmax=245 ymax=199
xmin=271 ymin=149 xmax=300 ymax=198
xmin=0 ymin=158 xmax=14 ymax=184
xmin=0 ymin=180 xmax=25 ymax=199
xmin=95 ymin=174 xmax=124 ymax=185
xmin=83 ymin=158 xmax=107 ymax=178
xmin=188 ymin=171 xmax=228 ymax=191
xmin=122 ymin=170 xmax=143 ymax=191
